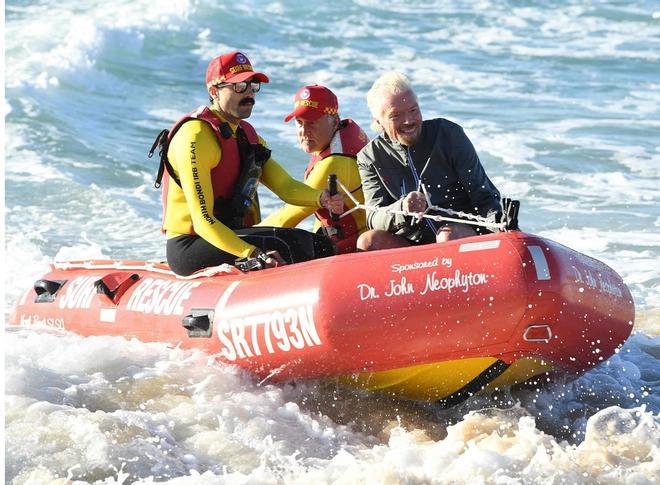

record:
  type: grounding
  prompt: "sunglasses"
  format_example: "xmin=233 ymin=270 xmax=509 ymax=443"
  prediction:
xmin=216 ymin=81 xmax=261 ymax=94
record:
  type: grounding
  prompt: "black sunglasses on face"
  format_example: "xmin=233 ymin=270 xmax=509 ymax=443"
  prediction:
xmin=216 ymin=81 xmax=261 ymax=93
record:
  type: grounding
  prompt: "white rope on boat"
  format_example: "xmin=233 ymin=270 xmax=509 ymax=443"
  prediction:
xmin=52 ymin=260 xmax=236 ymax=279
xmin=335 ymin=179 xmax=507 ymax=231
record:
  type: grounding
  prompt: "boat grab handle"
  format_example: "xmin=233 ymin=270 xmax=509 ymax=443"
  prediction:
xmin=523 ymin=325 xmax=553 ymax=343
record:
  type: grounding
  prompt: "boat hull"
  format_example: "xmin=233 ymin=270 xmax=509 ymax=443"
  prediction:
xmin=9 ymin=232 xmax=634 ymax=402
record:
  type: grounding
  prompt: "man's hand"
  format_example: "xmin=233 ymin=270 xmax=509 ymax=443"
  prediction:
xmin=320 ymin=190 xmax=345 ymax=215
xmin=403 ymin=191 xmax=427 ymax=213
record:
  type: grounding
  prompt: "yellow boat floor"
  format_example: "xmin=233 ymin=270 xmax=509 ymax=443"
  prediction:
xmin=338 ymin=356 xmax=555 ymax=402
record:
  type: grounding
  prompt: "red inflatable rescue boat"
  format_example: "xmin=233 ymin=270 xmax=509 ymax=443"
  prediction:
xmin=9 ymin=231 xmax=634 ymax=404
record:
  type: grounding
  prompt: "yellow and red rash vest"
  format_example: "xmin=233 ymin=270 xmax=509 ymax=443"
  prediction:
xmin=305 ymin=119 xmax=368 ymax=253
xmin=160 ymin=106 xmax=261 ymax=233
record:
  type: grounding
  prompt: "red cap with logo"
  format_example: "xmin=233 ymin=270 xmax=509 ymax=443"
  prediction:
xmin=205 ymin=51 xmax=269 ymax=93
xmin=284 ymin=85 xmax=339 ymax=122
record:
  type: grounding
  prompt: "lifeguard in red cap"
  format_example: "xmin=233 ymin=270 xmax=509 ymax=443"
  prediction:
xmin=150 ymin=52 xmax=343 ymax=275
xmin=260 ymin=85 xmax=369 ymax=253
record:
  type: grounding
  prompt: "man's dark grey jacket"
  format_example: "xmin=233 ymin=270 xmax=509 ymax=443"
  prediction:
xmin=357 ymin=118 xmax=501 ymax=241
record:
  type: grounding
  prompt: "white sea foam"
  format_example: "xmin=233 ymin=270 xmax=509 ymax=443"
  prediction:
xmin=4 ymin=234 xmax=52 ymax=316
xmin=5 ymin=0 xmax=195 ymax=89
xmin=4 ymin=124 xmax=69 ymax=183
xmin=464 ymin=120 xmax=541 ymax=168
xmin=5 ymin=180 xmax=164 ymax=266
xmin=4 ymin=328 xmax=658 ymax=484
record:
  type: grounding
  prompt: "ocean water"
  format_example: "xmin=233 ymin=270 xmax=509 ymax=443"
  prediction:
xmin=4 ymin=0 xmax=659 ymax=483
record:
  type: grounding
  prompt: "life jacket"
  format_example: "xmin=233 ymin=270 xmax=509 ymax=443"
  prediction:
xmin=304 ymin=119 xmax=368 ymax=253
xmin=150 ymin=106 xmax=270 ymax=232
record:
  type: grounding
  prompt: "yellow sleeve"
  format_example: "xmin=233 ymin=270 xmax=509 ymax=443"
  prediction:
xmin=304 ymin=154 xmax=363 ymax=202
xmin=260 ymin=157 xmax=324 ymax=207
xmin=259 ymin=201 xmax=314 ymax=228
xmin=259 ymin=154 xmax=363 ymax=228
xmin=170 ymin=120 xmax=256 ymax=258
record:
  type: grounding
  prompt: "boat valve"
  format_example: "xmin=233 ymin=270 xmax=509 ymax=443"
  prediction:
xmin=182 ymin=309 xmax=214 ymax=338
xmin=33 ymin=279 xmax=66 ymax=303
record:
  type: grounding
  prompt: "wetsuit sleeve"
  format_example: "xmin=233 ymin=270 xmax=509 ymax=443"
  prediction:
xmin=171 ymin=120 xmax=256 ymax=258
xmin=306 ymin=154 xmax=363 ymax=199
xmin=357 ymin=147 xmax=408 ymax=232
xmin=449 ymin=126 xmax=501 ymax=217
xmin=260 ymin=154 xmax=361 ymax=228
xmin=258 ymin=196 xmax=312 ymax=228
xmin=260 ymin=157 xmax=324 ymax=207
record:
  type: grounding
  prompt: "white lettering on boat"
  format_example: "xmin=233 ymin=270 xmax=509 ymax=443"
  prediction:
xmin=125 ymin=278 xmax=201 ymax=316
xmin=20 ymin=313 xmax=65 ymax=330
xmin=391 ymin=257 xmax=438 ymax=274
xmin=358 ymin=268 xmax=490 ymax=300
xmin=419 ymin=270 xmax=489 ymax=295
xmin=217 ymin=305 xmax=321 ymax=361
xmin=384 ymin=276 xmax=415 ymax=296
xmin=358 ymin=283 xmax=380 ymax=300
xmin=571 ymin=265 xmax=623 ymax=298
xmin=58 ymin=276 xmax=99 ymax=310
xmin=213 ymin=283 xmax=322 ymax=361
xmin=598 ymin=276 xmax=623 ymax=298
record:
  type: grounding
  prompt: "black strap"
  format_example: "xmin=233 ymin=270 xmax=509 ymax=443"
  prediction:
xmin=230 ymin=124 xmax=271 ymax=227
xmin=436 ymin=360 xmax=510 ymax=408
xmin=218 ymin=121 xmax=233 ymax=139
xmin=235 ymin=124 xmax=253 ymax=165
xmin=150 ymin=129 xmax=181 ymax=189
xmin=502 ymin=198 xmax=520 ymax=231
xmin=148 ymin=128 xmax=169 ymax=159
xmin=151 ymin=117 xmax=231 ymax=190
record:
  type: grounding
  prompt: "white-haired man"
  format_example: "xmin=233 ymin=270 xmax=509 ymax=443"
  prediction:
xmin=356 ymin=72 xmax=501 ymax=250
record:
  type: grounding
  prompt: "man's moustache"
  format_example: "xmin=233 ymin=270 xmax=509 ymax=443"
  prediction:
xmin=239 ymin=98 xmax=255 ymax=106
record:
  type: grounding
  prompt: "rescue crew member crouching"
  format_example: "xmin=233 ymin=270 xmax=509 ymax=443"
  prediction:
xmin=151 ymin=52 xmax=343 ymax=276
xmin=259 ymin=85 xmax=368 ymax=253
